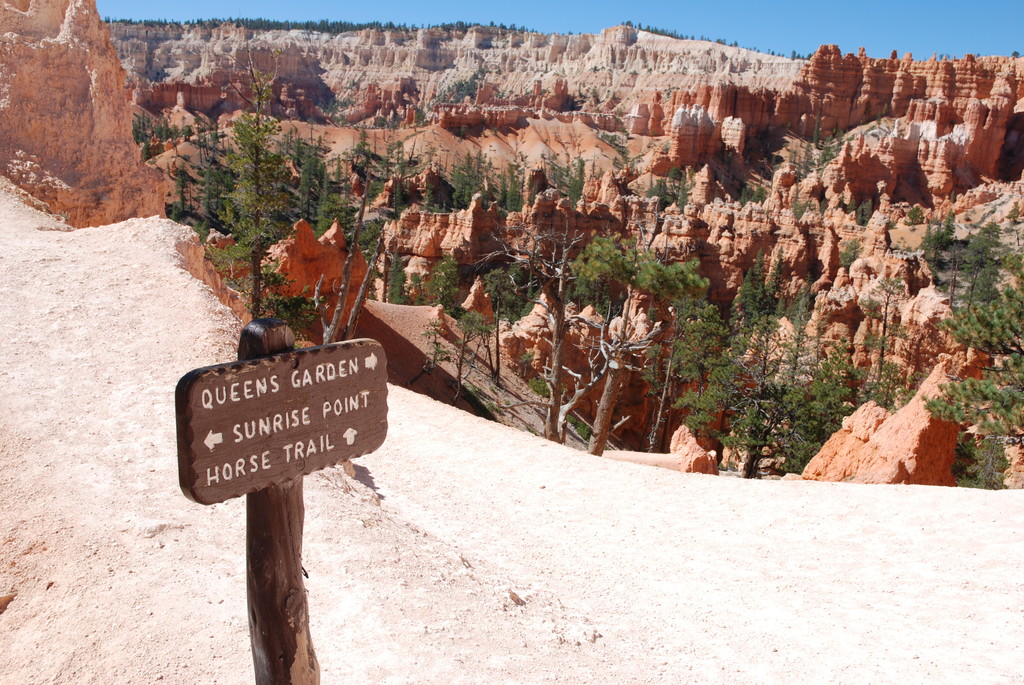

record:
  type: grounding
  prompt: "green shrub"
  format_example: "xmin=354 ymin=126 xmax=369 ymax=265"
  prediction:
xmin=527 ymin=377 xmax=550 ymax=398
xmin=906 ymin=205 xmax=925 ymax=225
xmin=839 ymin=238 xmax=862 ymax=269
xmin=568 ymin=415 xmax=592 ymax=440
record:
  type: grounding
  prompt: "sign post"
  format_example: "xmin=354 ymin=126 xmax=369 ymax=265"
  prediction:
xmin=175 ymin=319 xmax=388 ymax=684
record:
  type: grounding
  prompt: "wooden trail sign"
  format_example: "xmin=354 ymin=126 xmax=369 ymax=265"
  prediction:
xmin=175 ymin=319 xmax=390 ymax=685
xmin=176 ymin=334 xmax=388 ymax=505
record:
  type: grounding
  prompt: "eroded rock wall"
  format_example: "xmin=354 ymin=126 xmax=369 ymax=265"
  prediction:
xmin=113 ymin=22 xmax=1023 ymax=211
xmin=0 ymin=0 xmax=164 ymax=226
xmin=110 ymin=23 xmax=801 ymax=124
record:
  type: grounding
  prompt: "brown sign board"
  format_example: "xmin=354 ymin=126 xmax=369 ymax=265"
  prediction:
xmin=175 ymin=339 xmax=388 ymax=505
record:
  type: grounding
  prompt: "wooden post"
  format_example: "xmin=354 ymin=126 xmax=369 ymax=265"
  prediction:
xmin=238 ymin=319 xmax=320 ymax=685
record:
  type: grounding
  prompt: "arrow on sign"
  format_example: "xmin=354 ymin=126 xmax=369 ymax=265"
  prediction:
xmin=343 ymin=428 xmax=358 ymax=445
xmin=365 ymin=353 xmax=378 ymax=370
xmin=204 ymin=430 xmax=224 ymax=451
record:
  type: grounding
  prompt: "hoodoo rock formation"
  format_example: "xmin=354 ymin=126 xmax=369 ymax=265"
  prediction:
xmin=83 ymin=17 xmax=1021 ymax=468
xmin=268 ymin=219 xmax=368 ymax=331
xmin=802 ymin=353 xmax=984 ymax=485
xmin=384 ymin=194 xmax=502 ymax=276
xmin=111 ymin=24 xmax=800 ymax=125
xmin=0 ymin=0 xmax=164 ymax=226
xmin=113 ymin=23 xmax=1024 ymax=217
xmin=383 ymin=171 xmax=951 ymax=378
xmin=362 ymin=168 xmax=956 ymax=450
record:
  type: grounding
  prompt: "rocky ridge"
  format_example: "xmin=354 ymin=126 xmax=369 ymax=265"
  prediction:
xmin=802 ymin=353 xmax=983 ymax=485
xmin=0 ymin=0 xmax=164 ymax=226
xmin=357 ymin=167 xmax=957 ymax=454
xmin=385 ymin=170 xmax=951 ymax=371
xmin=114 ymin=24 xmax=1024 ymax=207
xmin=16 ymin=10 xmax=1011 ymax=482
xmin=111 ymin=23 xmax=799 ymax=121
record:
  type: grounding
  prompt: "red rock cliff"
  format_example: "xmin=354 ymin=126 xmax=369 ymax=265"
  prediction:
xmin=0 ymin=0 xmax=164 ymax=226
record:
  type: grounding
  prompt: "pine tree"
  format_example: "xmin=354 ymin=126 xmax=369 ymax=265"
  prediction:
xmin=450 ymin=151 xmax=491 ymax=209
xmin=922 ymin=212 xmax=957 ymax=276
xmin=839 ymin=238 xmax=862 ymax=269
xmin=927 ymin=255 xmax=1024 ymax=442
xmin=425 ymin=255 xmax=461 ymax=312
xmin=171 ymin=164 xmax=190 ymax=221
xmin=733 ymin=252 xmax=780 ymax=330
xmin=725 ymin=316 xmax=787 ymax=477
xmin=499 ymin=220 xmax=590 ymax=442
xmin=483 ymin=266 xmax=525 ymax=385
xmin=574 ymin=237 xmax=706 ymax=454
xmin=858 ymin=276 xmax=907 ymax=409
xmin=781 ymin=342 xmax=860 ymax=473
xmin=386 ymin=257 xmax=408 ymax=304
xmin=497 ymin=161 xmax=524 ymax=214
xmin=295 ymin=136 xmax=327 ymax=222
xmin=452 ymin=311 xmax=492 ymax=404
xmin=961 ymin=222 xmax=1004 ymax=310
xmin=214 ymin=62 xmax=293 ymax=319
xmin=856 ymin=199 xmax=874 ymax=226
xmin=669 ymin=298 xmax=736 ymax=448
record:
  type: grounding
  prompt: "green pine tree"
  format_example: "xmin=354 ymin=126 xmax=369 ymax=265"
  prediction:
xmin=670 ymin=298 xmax=737 ymax=446
xmin=733 ymin=252 xmax=780 ymax=330
xmin=386 ymin=257 xmax=408 ymax=304
xmin=425 ymin=254 xmax=462 ymax=312
xmin=212 ymin=63 xmax=294 ymax=319
xmin=450 ymin=151 xmax=491 ymax=210
xmin=927 ymin=255 xmax=1024 ymax=443
xmin=960 ymin=222 xmax=1004 ymax=310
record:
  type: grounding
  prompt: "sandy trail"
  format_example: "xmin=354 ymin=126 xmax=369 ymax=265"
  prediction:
xmin=0 ymin=189 xmax=1021 ymax=684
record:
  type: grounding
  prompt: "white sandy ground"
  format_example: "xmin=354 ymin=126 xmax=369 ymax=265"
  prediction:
xmin=0 ymin=187 xmax=1022 ymax=684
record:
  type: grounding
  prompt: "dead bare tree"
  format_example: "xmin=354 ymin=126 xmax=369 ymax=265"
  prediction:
xmin=573 ymin=235 xmax=706 ymax=455
xmin=583 ymin=306 xmax=666 ymax=455
xmin=312 ymin=143 xmax=389 ymax=344
xmin=494 ymin=217 xmax=592 ymax=442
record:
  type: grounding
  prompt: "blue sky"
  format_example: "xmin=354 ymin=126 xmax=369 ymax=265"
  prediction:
xmin=95 ymin=0 xmax=1023 ymax=60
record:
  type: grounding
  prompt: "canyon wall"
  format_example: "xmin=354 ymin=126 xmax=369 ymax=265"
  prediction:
xmin=0 ymin=0 xmax=164 ymax=226
xmin=110 ymin=23 xmax=800 ymax=123
xmin=375 ymin=172 xmax=953 ymax=449
xmin=113 ymin=22 xmax=1023 ymax=212
xmin=111 ymin=20 xmax=1018 ymax=461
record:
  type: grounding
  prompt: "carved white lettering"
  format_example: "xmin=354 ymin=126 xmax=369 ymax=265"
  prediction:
xmin=231 ymin=407 xmax=311 ymax=444
xmin=282 ymin=434 xmax=334 ymax=463
xmin=200 ymin=374 xmax=280 ymax=410
xmin=206 ymin=450 xmax=273 ymax=488
xmin=322 ymin=390 xmax=370 ymax=419
xmin=291 ymin=359 xmax=362 ymax=389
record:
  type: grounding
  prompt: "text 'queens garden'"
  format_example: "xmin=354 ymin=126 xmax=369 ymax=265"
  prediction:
xmin=198 ymin=356 xmax=364 ymax=410
xmin=176 ymin=340 xmax=388 ymax=505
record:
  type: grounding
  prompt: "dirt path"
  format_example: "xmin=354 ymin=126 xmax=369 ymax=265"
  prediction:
xmin=0 ymin=189 xmax=1022 ymax=684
